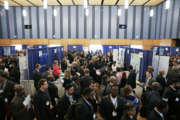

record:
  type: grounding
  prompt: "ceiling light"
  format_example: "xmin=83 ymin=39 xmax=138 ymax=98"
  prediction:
xmin=150 ymin=9 xmax=154 ymax=17
xmin=85 ymin=8 xmax=89 ymax=16
xmin=165 ymin=0 xmax=170 ymax=9
xmin=84 ymin=0 xmax=88 ymax=9
xmin=118 ymin=8 xmax=121 ymax=16
xmin=4 ymin=1 xmax=9 ymax=10
xmin=43 ymin=0 xmax=48 ymax=9
xmin=54 ymin=9 xmax=57 ymax=16
xmin=124 ymin=0 xmax=129 ymax=9
xmin=23 ymin=9 xmax=27 ymax=17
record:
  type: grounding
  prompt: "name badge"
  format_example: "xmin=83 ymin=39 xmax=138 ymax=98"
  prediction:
xmin=93 ymin=114 xmax=96 ymax=120
xmin=176 ymin=98 xmax=179 ymax=102
xmin=4 ymin=98 xmax=8 ymax=103
xmin=0 ymin=90 xmax=3 ymax=94
xmin=112 ymin=111 xmax=117 ymax=117
xmin=46 ymin=101 xmax=50 ymax=106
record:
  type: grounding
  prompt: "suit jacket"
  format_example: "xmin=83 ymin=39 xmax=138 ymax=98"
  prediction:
xmin=56 ymin=94 xmax=71 ymax=120
xmin=147 ymin=109 xmax=165 ymax=120
xmin=42 ymin=71 xmax=51 ymax=79
xmin=156 ymin=75 xmax=167 ymax=88
xmin=127 ymin=70 xmax=136 ymax=89
xmin=48 ymin=81 xmax=58 ymax=106
xmin=74 ymin=98 xmax=94 ymax=120
xmin=33 ymin=69 xmax=41 ymax=89
xmin=10 ymin=95 xmax=34 ymax=120
xmin=121 ymin=114 xmax=137 ymax=120
xmin=33 ymin=90 xmax=55 ymax=120
xmin=100 ymin=95 xmax=127 ymax=120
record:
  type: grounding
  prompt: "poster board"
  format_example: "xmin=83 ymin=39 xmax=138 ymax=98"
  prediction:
xmin=113 ymin=49 xmax=119 ymax=66
xmin=19 ymin=56 xmax=28 ymax=80
xmin=130 ymin=53 xmax=141 ymax=80
xmin=119 ymin=48 xmax=125 ymax=67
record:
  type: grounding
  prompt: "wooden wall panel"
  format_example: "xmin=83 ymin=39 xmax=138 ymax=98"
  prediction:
xmin=0 ymin=39 xmax=175 ymax=50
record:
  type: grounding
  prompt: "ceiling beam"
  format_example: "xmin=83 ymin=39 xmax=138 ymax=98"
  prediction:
xmin=143 ymin=0 xmax=151 ymax=5
xmin=101 ymin=0 xmax=104 ymax=5
xmin=27 ymin=0 xmax=36 ymax=6
xmin=56 ymin=0 xmax=62 ymax=5
xmin=12 ymin=0 xmax=23 ymax=6
xmin=115 ymin=0 xmax=119 ymax=5
xmin=129 ymin=0 xmax=135 ymax=5
xmin=72 ymin=0 xmax=76 ymax=5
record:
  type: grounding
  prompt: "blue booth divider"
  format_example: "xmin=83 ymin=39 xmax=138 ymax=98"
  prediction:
xmin=0 ymin=46 xmax=16 ymax=56
xmin=67 ymin=45 xmax=83 ymax=51
xmin=33 ymin=45 xmax=48 ymax=49
xmin=103 ymin=45 xmax=130 ymax=55
xmin=27 ymin=46 xmax=64 ymax=80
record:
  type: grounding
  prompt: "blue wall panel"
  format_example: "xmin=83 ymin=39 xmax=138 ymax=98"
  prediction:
xmin=127 ymin=6 xmax=134 ymax=39
xmin=24 ymin=7 xmax=30 ymax=38
xmin=143 ymin=7 xmax=150 ymax=39
xmin=78 ymin=6 xmax=84 ymax=38
xmin=111 ymin=6 xmax=117 ymax=38
xmin=102 ymin=6 xmax=109 ymax=38
xmin=118 ymin=6 xmax=125 ymax=38
xmin=160 ymin=2 xmax=166 ymax=39
xmin=8 ymin=7 xmax=15 ymax=39
xmin=31 ymin=7 xmax=38 ymax=38
xmin=54 ymin=6 xmax=60 ymax=38
xmin=135 ymin=6 xmax=142 ymax=39
xmin=94 ymin=6 xmax=101 ymax=39
xmin=150 ymin=7 xmax=157 ymax=39
xmin=70 ymin=6 xmax=76 ymax=38
xmin=39 ymin=7 xmax=45 ymax=38
xmin=62 ymin=6 xmax=69 ymax=38
xmin=87 ymin=6 xmax=93 ymax=38
xmin=47 ymin=6 xmax=53 ymax=39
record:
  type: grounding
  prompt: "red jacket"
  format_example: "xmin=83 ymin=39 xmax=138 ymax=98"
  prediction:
xmin=53 ymin=65 xmax=60 ymax=76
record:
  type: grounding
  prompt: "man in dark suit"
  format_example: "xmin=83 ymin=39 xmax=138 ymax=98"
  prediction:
xmin=100 ymin=85 xmax=127 ymax=120
xmin=127 ymin=65 xmax=137 ymax=89
xmin=156 ymin=70 xmax=167 ymax=90
xmin=147 ymin=100 xmax=168 ymax=120
xmin=42 ymin=66 xmax=51 ymax=79
xmin=33 ymin=79 xmax=56 ymax=120
xmin=33 ymin=64 xmax=42 ymax=90
xmin=74 ymin=88 xmax=95 ymax=120
xmin=56 ymin=84 xmax=74 ymax=120
xmin=163 ymin=79 xmax=178 ymax=120
xmin=10 ymin=85 xmax=34 ymax=120
xmin=0 ymin=70 xmax=15 ymax=120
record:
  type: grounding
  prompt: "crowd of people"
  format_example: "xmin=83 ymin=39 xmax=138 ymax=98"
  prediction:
xmin=0 ymin=50 xmax=180 ymax=120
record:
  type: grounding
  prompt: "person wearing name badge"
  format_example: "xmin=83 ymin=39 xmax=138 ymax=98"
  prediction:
xmin=100 ymin=85 xmax=127 ymax=120
xmin=56 ymin=84 xmax=75 ymax=120
xmin=121 ymin=103 xmax=137 ymax=120
xmin=163 ymin=79 xmax=178 ymax=120
xmin=0 ymin=70 xmax=15 ymax=120
xmin=33 ymin=64 xmax=42 ymax=90
xmin=147 ymin=100 xmax=168 ymax=120
xmin=72 ymin=88 xmax=95 ymax=120
xmin=10 ymin=85 xmax=34 ymax=120
xmin=33 ymin=79 xmax=56 ymax=120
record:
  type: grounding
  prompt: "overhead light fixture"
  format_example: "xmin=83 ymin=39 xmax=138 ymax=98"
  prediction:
xmin=85 ymin=8 xmax=89 ymax=16
xmin=84 ymin=0 xmax=88 ymax=9
xmin=150 ymin=9 xmax=154 ymax=17
xmin=23 ymin=9 xmax=27 ymax=17
xmin=118 ymin=8 xmax=122 ymax=16
xmin=54 ymin=9 xmax=57 ymax=16
xmin=124 ymin=0 xmax=129 ymax=9
xmin=43 ymin=0 xmax=48 ymax=9
xmin=165 ymin=0 xmax=170 ymax=9
xmin=4 ymin=1 xmax=9 ymax=10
